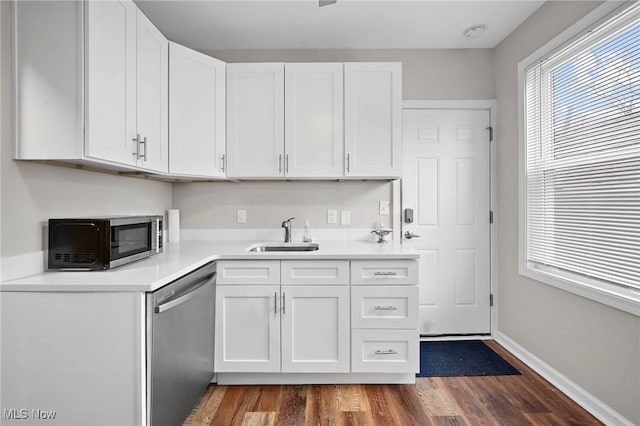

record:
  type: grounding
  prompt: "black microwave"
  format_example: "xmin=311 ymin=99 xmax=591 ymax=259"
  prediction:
xmin=48 ymin=216 xmax=163 ymax=270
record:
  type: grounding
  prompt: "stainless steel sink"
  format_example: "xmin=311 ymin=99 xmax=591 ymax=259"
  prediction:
xmin=248 ymin=242 xmax=319 ymax=252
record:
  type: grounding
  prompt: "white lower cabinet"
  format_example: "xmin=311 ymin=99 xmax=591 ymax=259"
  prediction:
xmin=215 ymin=285 xmax=281 ymax=372
xmin=350 ymin=260 xmax=420 ymax=374
xmin=351 ymin=329 xmax=419 ymax=373
xmin=351 ymin=285 xmax=418 ymax=329
xmin=215 ymin=260 xmax=350 ymax=374
xmin=1 ymin=292 xmax=145 ymax=426
xmin=281 ymin=285 xmax=350 ymax=373
xmin=215 ymin=258 xmax=419 ymax=382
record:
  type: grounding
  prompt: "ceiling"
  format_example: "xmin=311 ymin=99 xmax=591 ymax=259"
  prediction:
xmin=135 ymin=0 xmax=545 ymax=51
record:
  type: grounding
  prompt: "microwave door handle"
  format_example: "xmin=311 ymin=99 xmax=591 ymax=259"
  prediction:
xmin=155 ymin=274 xmax=214 ymax=314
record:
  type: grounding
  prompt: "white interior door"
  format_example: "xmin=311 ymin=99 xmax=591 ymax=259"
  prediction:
xmin=402 ymin=109 xmax=491 ymax=335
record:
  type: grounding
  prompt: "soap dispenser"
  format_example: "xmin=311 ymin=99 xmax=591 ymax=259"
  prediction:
xmin=303 ymin=220 xmax=312 ymax=242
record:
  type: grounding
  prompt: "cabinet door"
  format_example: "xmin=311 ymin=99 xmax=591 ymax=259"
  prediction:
xmin=281 ymin=260 xmax=350 ymax=285
xmin=344 ymin=62 xmax=402 ymax=178
xmin=285 ymin=63 xmax=344 ymax=178
xmin=217 ymin=260 xmax=281 ymax=285
xmin=85 ymin=0 xmax=137 ymax=167
xmin=350 ymin=260 xmax=418 ymax=285
xmin=215 ymin=285 xmax=280 ymax=372
xmin=351 ymin=329 xmax=419 ymax=373
xmin=351 ymin=285 xmax=419 ymax=329
xmin=2 ymin=292 xmax=145 ymax=426
xmin=226 ymin=63 xmax=285 ymax=178
xmin=281 ymin=286 xmax=350 ymax=373
xmin=135 ymin=9 xmax=168 ymax=173
xmin=169 ymin=43 xmax=226 ymax=177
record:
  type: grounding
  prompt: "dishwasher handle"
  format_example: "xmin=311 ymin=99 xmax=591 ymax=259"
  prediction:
xmin=155 ymin=273 xmax=214 ymax=314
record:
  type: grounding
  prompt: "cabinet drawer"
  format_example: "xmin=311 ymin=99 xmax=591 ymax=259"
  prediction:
xmin=351 ymin=329 xmax=419 ymax=373
xmin=351 ymin=286 xmax=418 ymax=329
xmin=281 ymin=261 xmax=349 ymax=285
xmin=351 ymin=260 xmax=418 ymax=285
xmin=216 ymin=260 xmax=280 ymax=285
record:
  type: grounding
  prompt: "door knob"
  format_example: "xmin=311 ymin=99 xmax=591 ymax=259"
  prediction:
xmin=404 ymin=231 xmax=421 ymax=239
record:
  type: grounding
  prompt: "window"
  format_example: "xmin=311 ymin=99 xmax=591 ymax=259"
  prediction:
xmin=521 ymin=2 xmax=640 ymax=314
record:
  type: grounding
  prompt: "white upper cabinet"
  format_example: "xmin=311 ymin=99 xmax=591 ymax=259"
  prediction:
xmin=14 ymin=0 xmax=168 ymax=173
xmin=226 ymin=63 xmax=285 ymax=178
xmin=86 ymin=2 xmax=168 ymax=173
xmin=169 ymin=43 xmax=226 ymax=178
xmin=285 ymin=63 xmax=344 ymax=178
xmin=84 ymin=0 xmax=138 ymax=167
xmin=226 ymin=62 xmax=400 ymax=179
xmin=134 ymin=10 xmax=168 ymax=173
xmin=226 ymin=63 xmax=344 ymax=179
xmin=344 ymin=62 xmax=402 ymax=178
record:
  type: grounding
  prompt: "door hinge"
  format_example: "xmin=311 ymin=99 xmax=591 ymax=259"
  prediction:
xmin=490 ymin=294 xmax=494 ymax=307
xmin=486 ymin=126 xmax=494 ymax=142
xmin=490 ymin=211 xmax=494 ymax=224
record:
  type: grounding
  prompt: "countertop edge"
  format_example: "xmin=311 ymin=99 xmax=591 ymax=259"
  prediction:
xmin=0 ymin=241 xmax=419 ymax=292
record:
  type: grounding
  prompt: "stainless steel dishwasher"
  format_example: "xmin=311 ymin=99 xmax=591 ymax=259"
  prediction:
xmin=146 ymin=262 xmax=215 ymax=426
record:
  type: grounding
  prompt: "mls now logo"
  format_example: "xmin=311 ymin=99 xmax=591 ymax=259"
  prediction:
xmin=4 ymin=408 xmax=57 ymax=420
xmin=3 ymin=409 xmax=28 ymax=420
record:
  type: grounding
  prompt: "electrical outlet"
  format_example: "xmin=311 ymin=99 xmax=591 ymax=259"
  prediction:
xmin=327 ymin=209 xmax=338 ymax=224
xmin=379 ymin=200 xmax=390 ymax=215
xmin=237 ymin=209 xmax=246 ymax=223
xmin=341 ymin=210 xmax=351 ymax=226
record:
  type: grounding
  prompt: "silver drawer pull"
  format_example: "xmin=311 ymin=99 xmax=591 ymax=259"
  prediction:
xmin=374 ymin=305 xmax=398 ymax=311
xmin=374 ymin=271 xmax=397 ymax=276
xmin=375 ymin=349 xmax=397 ymax=355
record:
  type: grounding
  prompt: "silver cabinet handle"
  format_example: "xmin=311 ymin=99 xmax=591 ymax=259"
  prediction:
xmin=285 ymin=154 xmax=289 ymax=174
xmin=221 ymin=154 xmax=225 ymax=172
xmin=279 ymin=154 xmax=283 ymax=174
xmin=274 ymin=291 xmax=277 ymax=315
xmin=374 ymin=271 xmax=397 ymax=276
xmin=346 ymin=154 xmax=350 ymax=172
xmin=375 ymin=349 xmax=397 ymax=355
xmin=132 ymin=134 xmax=141 ymax=158
xmin=374 ymin=305 xmax=398 ymax=311
xmin=282 ymin=292 xmax=286 ymax=314
xmin=139 ymin=136 xmax=147 ymax=161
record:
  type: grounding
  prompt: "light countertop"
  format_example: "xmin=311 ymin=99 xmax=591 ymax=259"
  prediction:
xmin=0 ymin=240 xmax=418 ymax=292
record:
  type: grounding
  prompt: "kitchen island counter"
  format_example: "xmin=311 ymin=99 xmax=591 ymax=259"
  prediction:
xmin=0 ymin=240 xmax=418 ymax=292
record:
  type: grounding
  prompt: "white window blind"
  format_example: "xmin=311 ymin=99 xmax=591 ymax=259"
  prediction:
xmin=524 ymin=4 xmax=640 ymax=291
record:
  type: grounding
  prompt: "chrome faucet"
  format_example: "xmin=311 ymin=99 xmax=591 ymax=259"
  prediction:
xmin=281 ymin=217 xmax=295 ymax=242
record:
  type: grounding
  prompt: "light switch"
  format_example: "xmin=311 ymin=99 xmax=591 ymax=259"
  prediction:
xmin=237 ymin=209 xmax=246 ymax=223
xmin=327 ymin=209 xmax=338 ymax=224
xmin=341 ymin=211 xmax=351 ymax=226
xmin=379 ymin=200 xmax=390 ymax=215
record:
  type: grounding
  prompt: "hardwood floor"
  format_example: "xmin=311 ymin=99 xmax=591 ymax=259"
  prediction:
xmin=185 ymin=340 xmax=602 ymax=426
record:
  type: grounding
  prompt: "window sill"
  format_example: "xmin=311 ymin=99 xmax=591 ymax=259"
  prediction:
xmin=520 ymin=264 xmax=640 ymax=317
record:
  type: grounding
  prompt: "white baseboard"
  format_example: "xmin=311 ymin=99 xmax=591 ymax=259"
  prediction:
xmin=494 ymin=331 xmax=634 ymax=426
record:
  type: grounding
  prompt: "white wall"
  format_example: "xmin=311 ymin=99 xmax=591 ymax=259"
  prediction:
xmin=208 ymin=48 xmax=495 ymax=100
xmin=172 ymin=48 xmax=495 ymax=231
xmin=173 ymin=180 xmax=392 ymax=231
xmin=0 ymin=1 xmax=173 ymax=256
xmin=494 ymin=2 xmax=640 ymax=424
